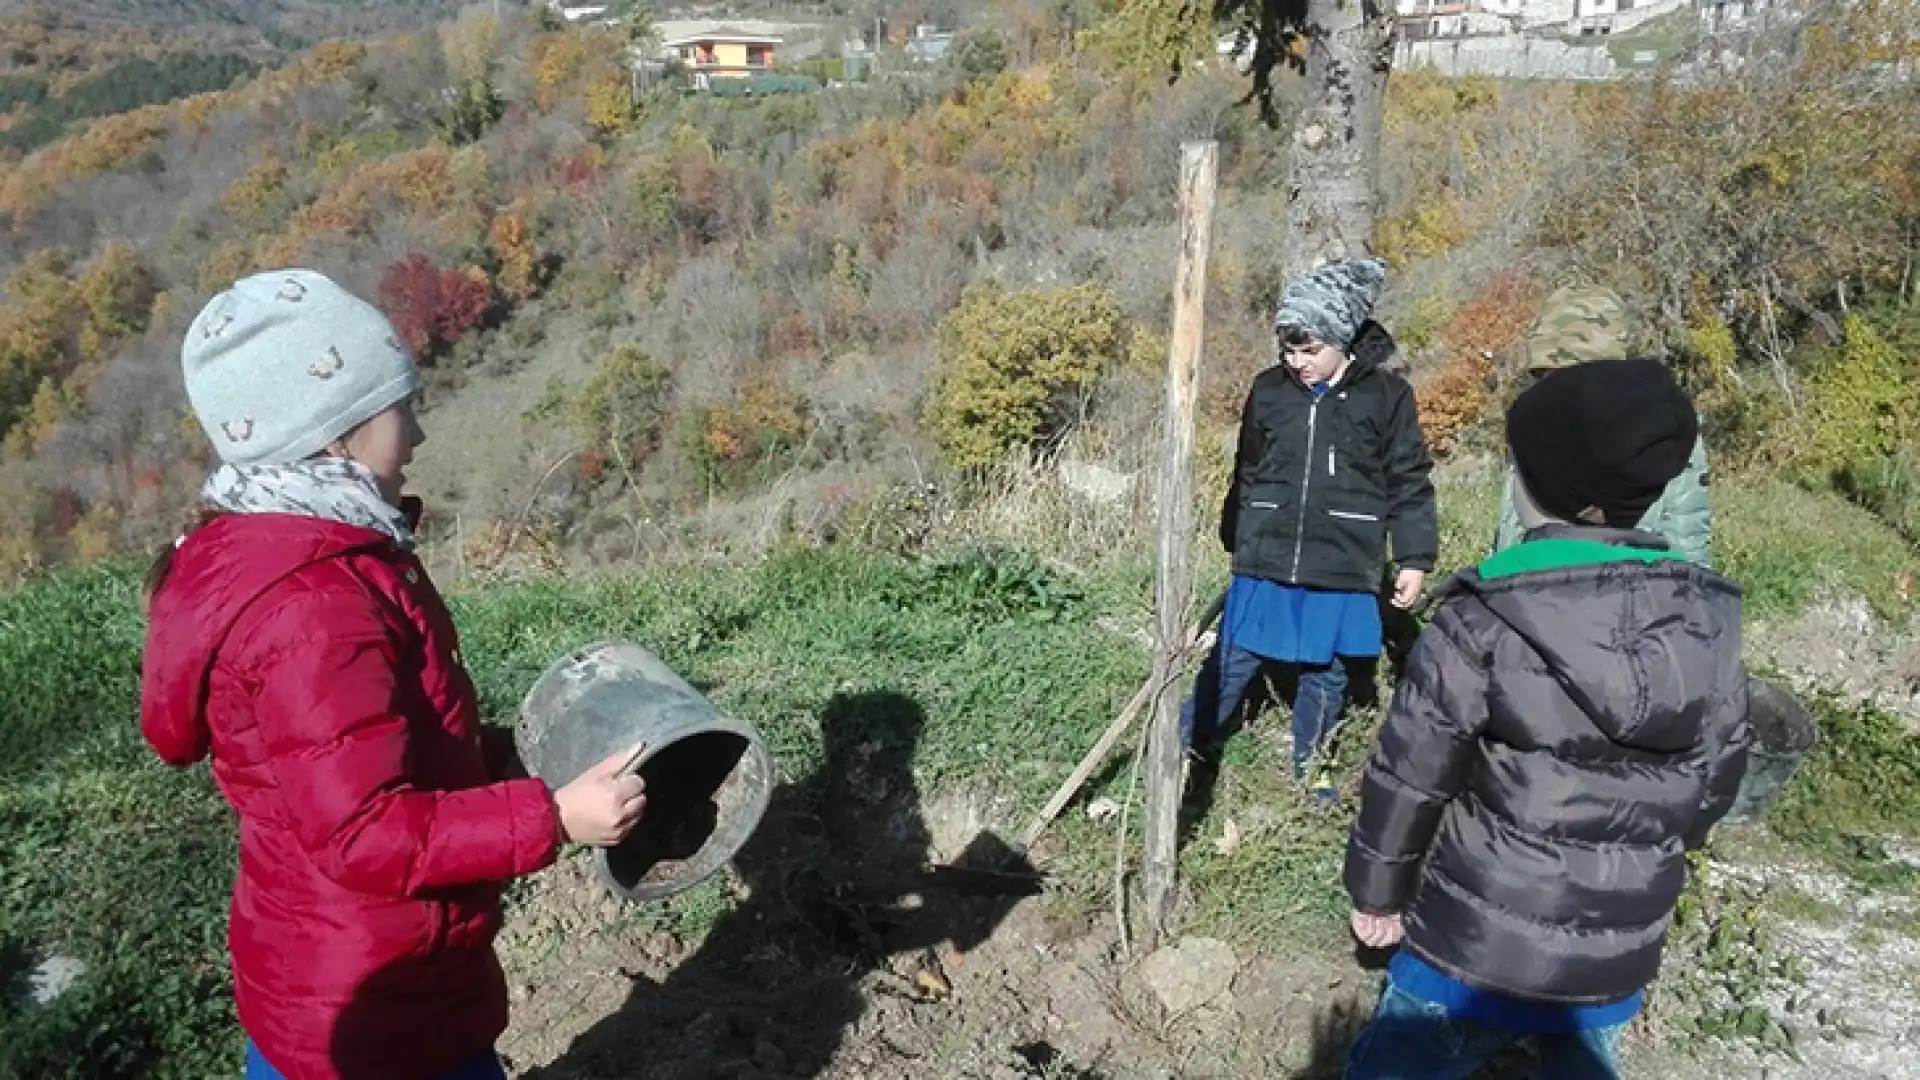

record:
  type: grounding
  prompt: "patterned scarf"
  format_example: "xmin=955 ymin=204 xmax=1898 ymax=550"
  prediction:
xmin=200 ymin=458 xmax=415 ymax=550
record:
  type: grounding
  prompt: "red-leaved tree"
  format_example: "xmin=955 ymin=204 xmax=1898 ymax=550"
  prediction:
xmin=377 ymin=254 xmax=494 ymax=362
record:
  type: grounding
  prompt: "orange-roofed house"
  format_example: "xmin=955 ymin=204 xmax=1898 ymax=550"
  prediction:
xmin=661 ymin=27 xmax=783 ymax=81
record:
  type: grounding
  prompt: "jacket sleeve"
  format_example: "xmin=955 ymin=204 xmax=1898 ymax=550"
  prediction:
xmin=1219 ymin=386 xmax=1264 ymax=554
xmin=139 ymin=588 xmax=216 ymax=767
xmin=1640 ymin=433 xmax=1712 ymax=567
xmin=1383 ymin=381 xmax=1438 ymax=572
xmin=1345 ymin=606 xmax=1489 ymax=914
xmin=139 ymin=655 xmax=212 ymax=768
xmin=1686 ymin=661 xmax=1753 ymax=849
xmin=250 ymin=588 xmax=564 ymax=897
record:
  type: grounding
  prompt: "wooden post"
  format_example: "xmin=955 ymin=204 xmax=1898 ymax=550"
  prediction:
xmin=1141 ymin=140 xmax=1218 ymax=944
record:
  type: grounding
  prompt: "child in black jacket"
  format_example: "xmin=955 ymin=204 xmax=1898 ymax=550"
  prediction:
xmin=1182 ymin=258 xmax=1438 ymax=803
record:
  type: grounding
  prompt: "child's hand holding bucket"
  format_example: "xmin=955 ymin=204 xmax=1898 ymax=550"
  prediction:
xmin=555 ymin=742 xmax=648 ymax=846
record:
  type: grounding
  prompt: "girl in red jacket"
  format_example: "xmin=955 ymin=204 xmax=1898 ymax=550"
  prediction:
xmin=140 ymin=270 xmax=647 ymax=1080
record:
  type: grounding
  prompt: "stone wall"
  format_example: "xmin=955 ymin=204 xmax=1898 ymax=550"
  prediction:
xmin=1394 ymin=34 xmax=1621 ymax=79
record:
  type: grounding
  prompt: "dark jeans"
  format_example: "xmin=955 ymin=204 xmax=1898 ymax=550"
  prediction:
xmin=1345 ymin=979 xmax=1626 ymax=1080
xmin=246 ymin=1042 xmax=507 ymax=1080
xmin=1179 ymin=638 xmax=1349 ymax=779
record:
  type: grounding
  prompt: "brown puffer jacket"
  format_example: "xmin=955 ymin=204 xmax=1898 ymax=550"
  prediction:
xmin=1344 ymin=525 xmax=1751 ymax=1005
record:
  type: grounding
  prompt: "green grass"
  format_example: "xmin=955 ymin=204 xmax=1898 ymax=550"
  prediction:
xmin=1563 ymin=8 xmax=1700 ymax=69
xmin=0 ymin=546 xmax=1170 ymax=1077
xmin=1763 ymin=687 xmax=1920 ymax=891
xmin=1714 ymin=478 xmax=1919 ymax=624
xmin=0 ymin=564 xmax=241 ymax=1079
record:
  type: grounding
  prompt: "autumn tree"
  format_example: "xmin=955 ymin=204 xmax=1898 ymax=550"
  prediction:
xmin=377 ymin=254 xmax=494 ymax=362
xmin=439 ymin=10 xmax=505 ymax=144
xmin=76 ymin=241 xmax=157 ymax=342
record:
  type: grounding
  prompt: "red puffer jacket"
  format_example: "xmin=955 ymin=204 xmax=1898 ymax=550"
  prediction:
xmin=140 ymin=513 xmax=563 ymax=1080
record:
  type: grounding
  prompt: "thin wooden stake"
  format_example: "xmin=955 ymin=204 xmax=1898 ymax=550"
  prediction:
xmin=1141 ymin=140 xmax=1218 ymax=946
xmin=1020 ymin=589 xmax=1225 ymax=851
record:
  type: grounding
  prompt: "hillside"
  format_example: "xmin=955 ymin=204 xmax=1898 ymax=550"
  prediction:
xmin=0 ymin=0 xmax=1905 ymax=586
xmin=0 ymin=0 xmax=472 ymax=40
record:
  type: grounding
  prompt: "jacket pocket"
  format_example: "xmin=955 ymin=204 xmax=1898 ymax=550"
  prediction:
xmin=1235 ymin=483 xmax=1297 ymax=569
xmin=1323 ymin=507 xmax=1388 ymax=580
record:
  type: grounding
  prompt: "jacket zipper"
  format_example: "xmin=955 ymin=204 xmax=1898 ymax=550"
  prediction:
xmin=1290 ymin=396 xmax=1321 ymax=580
xmin=1328 ymin=445 xmax=1335 ymax=477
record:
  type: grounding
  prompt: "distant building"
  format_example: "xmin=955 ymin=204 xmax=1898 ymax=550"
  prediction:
xmin=1398 ymin=2 xmax=1519 ymax=39
xmin=661 ymin=26 xmax=783 ymax=81
xmin=840 ymin=36 xmax=877 ymax=80
xmin=1393 ymin=0 xmax=1686 ymax=33
xmin=904 ymin=25 xmax=953 ymax=64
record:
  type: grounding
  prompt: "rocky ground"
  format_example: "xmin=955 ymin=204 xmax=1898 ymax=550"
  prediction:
xmin=494 ymin=815 xmax=1920 ymax=1080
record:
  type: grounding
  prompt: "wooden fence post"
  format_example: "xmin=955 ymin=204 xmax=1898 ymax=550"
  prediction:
xmin=1141 ymin=140 xmax=1219 ymax=945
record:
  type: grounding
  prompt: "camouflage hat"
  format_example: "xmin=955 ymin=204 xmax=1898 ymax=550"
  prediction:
xmin=1525 ymin=285 xmax=1632 ymax=372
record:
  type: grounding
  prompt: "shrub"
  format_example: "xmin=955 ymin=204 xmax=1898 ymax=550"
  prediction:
xmin=75 ymin=241 xmax=156 ymax=342
xmin=1414 ymin=271 xmax=1540 ymax=456
xmin=571 ymin=344 xmax=672 ymax=479
xmin=376 ymin=254 xmax=495 ymax=363
xmin=885 ymin=543 xmax=1085 ymax=625
xmin=490 ymin=204 xmax=546 ymax=303
xmin=1834 ymin=446 xmax=1920 ymax=546
xmin=689 ymin=378 xmax=811 ymax=491
xmin=1805 ymin=314 xmax=1917 ymax=475
xmin=924 ymin=281 xmax=1124 ymax=472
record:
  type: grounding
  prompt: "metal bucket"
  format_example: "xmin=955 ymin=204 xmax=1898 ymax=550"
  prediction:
xmin=1723 ymin=674 xmax=1821 ymax=826
xmin=515 ymin=640 xmax=775 ymax=902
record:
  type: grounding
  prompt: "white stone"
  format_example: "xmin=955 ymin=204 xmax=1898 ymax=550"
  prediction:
xmin=25 ymin=956 xmax=86 ymax=1009
xmin=1137 ymin=936 xmax=1238 ymax=1015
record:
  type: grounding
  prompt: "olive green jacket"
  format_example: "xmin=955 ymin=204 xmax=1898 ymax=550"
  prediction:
xmin=1493 ymin=433 xmax=1712 ymax=566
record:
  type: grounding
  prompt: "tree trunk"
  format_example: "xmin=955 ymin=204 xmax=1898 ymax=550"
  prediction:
xmin=1280 ymin=0 xmax=1395 ymax=283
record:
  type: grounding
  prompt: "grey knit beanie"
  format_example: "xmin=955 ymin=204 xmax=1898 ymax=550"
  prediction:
xmin=1273 ymin=258 xmax=1389 ymax=350
xmin=183 ymin=270 xmax=422 ymax=467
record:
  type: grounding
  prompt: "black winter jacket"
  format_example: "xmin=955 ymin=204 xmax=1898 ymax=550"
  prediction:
xmin=1345 ymin=526 xmax=1752 ymax=1005
xmin=1220 ymin=327 xmax=1437 ymax=594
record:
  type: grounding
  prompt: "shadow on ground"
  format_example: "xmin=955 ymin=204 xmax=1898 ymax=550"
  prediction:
xmin=518 ymin=690 xmax=1039 ymax=1080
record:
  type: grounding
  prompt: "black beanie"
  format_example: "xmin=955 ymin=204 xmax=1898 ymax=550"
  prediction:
xmin=1506 ymin=357 xmax=1699 ymax=529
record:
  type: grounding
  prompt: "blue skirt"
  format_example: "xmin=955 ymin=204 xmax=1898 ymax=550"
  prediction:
xmin=1219 ymin=575 xmax=1382 ymax=665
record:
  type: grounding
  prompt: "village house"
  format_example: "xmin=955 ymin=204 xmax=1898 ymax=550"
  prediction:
xmin=660 ymin=26 xmax=783 ymax=82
